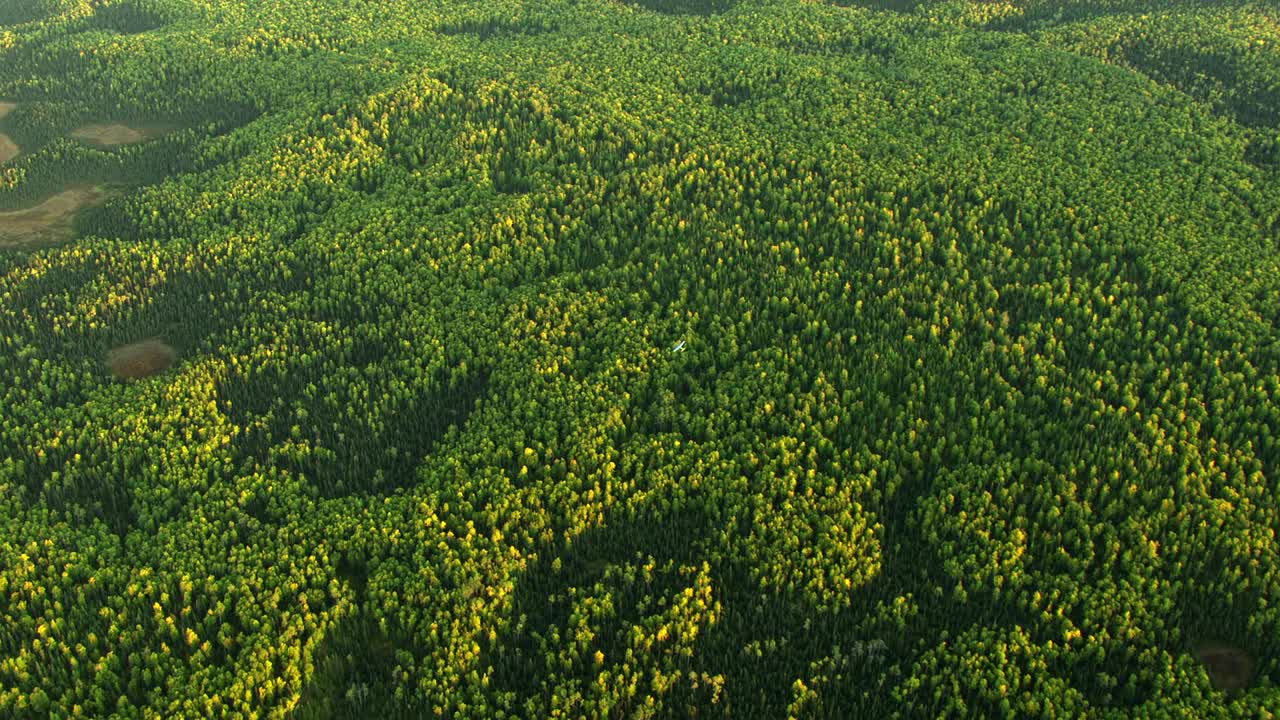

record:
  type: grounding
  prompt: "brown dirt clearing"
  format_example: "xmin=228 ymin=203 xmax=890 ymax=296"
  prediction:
xmin=1195 ymin=642 xmax=1255 ymax=691
xmin=0 ymin=132 xmax=16 ymax=164
xmin=0 ymin=102 xmax=16 ymax=164
xmin=0 ymin=186 xmax=114 ymax=249
xmin=107 ymin=339 xmax=177 ymax=380
xmin=71 ymin=123 xmax=171 ymax=147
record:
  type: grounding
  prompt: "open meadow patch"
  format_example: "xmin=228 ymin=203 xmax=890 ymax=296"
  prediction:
xmin=69 ymin=122 xmax=175 ymax=148
xmin=0 ymin=132 xmax=16 ymax=165
xmin=0 ymin=101 xmax=17 ymax=164
xmin=105 ymin=338 xmax=178 ymax=381
xmin=0 ymin=186 xmax=116 ymax=249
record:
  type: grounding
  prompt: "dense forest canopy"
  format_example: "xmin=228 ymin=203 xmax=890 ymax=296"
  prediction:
xmin=0 ymin=0 xmax=1278 ymax=717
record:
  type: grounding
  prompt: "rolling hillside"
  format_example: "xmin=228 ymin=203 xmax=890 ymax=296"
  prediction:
xmin=1 ymin=1 xmax=1278 ymax=717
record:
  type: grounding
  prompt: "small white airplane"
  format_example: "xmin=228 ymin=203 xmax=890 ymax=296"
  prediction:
xmin=670 ymin=340 xmax=686 ymax=353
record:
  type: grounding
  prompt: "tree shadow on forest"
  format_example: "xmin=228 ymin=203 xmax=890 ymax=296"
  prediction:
xmin=294 ymin=613 xmax=416 ymax=720
xmin=86 ymin=0 xmax=177 ymax=35
xmin=1243 ymin=132 xmax=1279 ymax=171
xmin=436 ymin=16 xmax=558 ymax=41
xmin=834 ymin=0 xmax=927 ymax=13
xmin=688 ymin=463 xmax=1045 ymax=718
xmin=1175 ymin=542 xmax=1268 ymax=697
xmin=3 ymin=275 xmax=263 ymax=530
xmin=681 ymin=66 xmax=789 ymax=109
xmin=218 ymin=360 xmax=489 ymax=500
xmin=779 ymin=30 xmax=903 ymax=62
xmin=1116 ymin=42 xmax=1280 ymax=133
xmin=483 ymin=458 xmax=1043 ymax=719
xmin=292 ymin=559 xmax=427 ymax=720
xmin=985 ymin=1 xmax=1247 ymax=33
xmin=0 ymin=2 xmax=53 ymax=26
xmin=485 ymin=502 xmax=720 ymax=716
xmin=983 ymin=1 xmax=1279 ymax=139
xmin=0 ymin=255 xmax=244 ymax=538
xmin=20 ymin=458 xmax=138 ymax=537
xmin=622 ymin=0 xmax=737 ymax=16
xmin=484 ymin=109 xmax=559 ymax=196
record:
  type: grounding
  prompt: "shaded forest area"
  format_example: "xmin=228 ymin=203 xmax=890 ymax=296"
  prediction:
xmin=0 ymin=1 xmax=1277 ymax=718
